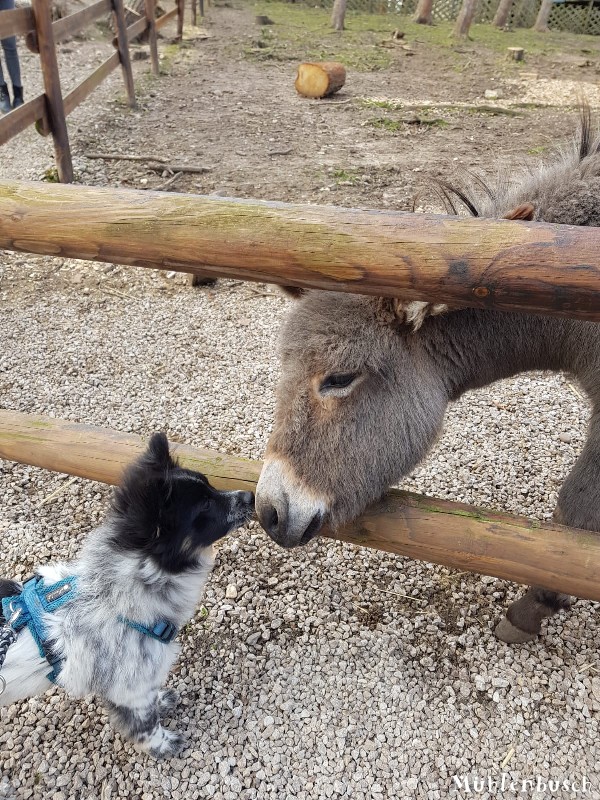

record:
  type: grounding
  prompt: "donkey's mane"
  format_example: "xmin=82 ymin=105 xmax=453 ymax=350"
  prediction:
xmin=429 ymin=106 xmax=600 ymax=225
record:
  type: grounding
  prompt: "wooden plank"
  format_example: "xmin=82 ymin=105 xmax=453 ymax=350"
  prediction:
xmin=31 ymin=0 xmax=73 ymax=183
xmin=155 ymin=5 xmax=178 ymax=30
xmin=5 ymin=180 xmax=600 ymax=319
xmin=111 ymin=0 xmax=136 ymax=108
xmin=176 ymin=0 xmax=184 ymax=38
xmin=0 ymin=94 xmax=46 ymax=146
xmin=118 ymin=14 xmax=147 ymax=43
xmin=0 ymin=6 xmax=35 ymax=38
xmin=63 ymin=52 xmax=120 ymax=117
xmin=53 ymin=0 xmax=111 ymax=41
xmin=144 ymin=0 xmax=159 ymax=75
xmin=28 ymin=0 xmax=112 ymax=53
xmin=0 ymin=408 xmax=598 ymax=602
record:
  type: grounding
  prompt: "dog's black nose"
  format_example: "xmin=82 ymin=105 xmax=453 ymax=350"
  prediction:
xmin=240 ymin=491 xmax=255 ymax=509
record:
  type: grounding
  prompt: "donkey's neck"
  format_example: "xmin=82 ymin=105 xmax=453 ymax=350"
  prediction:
xmin=422 ymin=309 xmax=600 ymax=402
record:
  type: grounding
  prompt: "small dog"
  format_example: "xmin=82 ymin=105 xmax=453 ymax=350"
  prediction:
xmin=0 ymin=433 xmax=254 ymax=758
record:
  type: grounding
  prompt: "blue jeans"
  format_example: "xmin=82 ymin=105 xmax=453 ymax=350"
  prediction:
xmin=0 ymin=0 xmax=22 ymax=88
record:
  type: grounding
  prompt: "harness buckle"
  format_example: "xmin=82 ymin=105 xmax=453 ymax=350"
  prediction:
xmin=7 ymin=602 xmax=23 ymax=629
xmin=151 ymin=621 xmax=178 ymax=643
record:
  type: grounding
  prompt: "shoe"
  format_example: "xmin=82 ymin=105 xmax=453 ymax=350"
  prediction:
xmin=0 ymin=84 xmax=11 ymax=114
xmin=12 ymin=85 xmax=23 ymax=109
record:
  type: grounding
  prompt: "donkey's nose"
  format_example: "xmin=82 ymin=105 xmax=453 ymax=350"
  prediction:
xmin=258 ymin=496 xmax=289 ymax=544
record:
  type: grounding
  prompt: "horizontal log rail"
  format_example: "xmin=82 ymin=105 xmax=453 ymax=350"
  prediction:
xmin=0 ymin=95 xmax=47 ymax=146
xmin=26 ymin=0 xmax=113 ymax=53
xmin=54 ymin=0 xmax=112 ymax=42
xmin=3 ymin=180 xmax=600 ymax=318
xmin=0 ymin=409 xmax=598 ymax=601
xmin=155 ymin=5 xmax=179 ymax=29
xmin=0 ymin=6 xmax=34 ymax=38
xmin=63 ymin=52 xmax=121 ymax=117
xmin=120 ymin=15 xmax=148 ymax=43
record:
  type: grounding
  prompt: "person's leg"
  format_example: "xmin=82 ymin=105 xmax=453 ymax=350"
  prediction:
xmin=0 ymin=56 xmax=9 ymax=113
xmin=0 ymin=0 xmax=23 ymax=109
xmin=1 ymin=37 xmax=22 ymax=89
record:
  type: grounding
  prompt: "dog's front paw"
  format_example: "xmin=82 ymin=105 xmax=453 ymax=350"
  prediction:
xmin=146 ymin=727 xmax=185 ymax=759
xmin=158 ymin=688 xmax=180 ymax=716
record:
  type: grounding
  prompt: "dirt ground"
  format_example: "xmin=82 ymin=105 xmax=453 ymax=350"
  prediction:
xmin=80 ymin=2 xmax=599 ymax=211
xmin=6 ymin=0 xmax=600 ymax=211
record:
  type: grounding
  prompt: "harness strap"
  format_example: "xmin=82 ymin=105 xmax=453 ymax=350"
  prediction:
xmin=118 ymin=617 xmax=178 ymax=643
xmin=1 ymin=576 xmax=78 ymax=683
xmin=1 ymin=578 xmax=179 ymax=687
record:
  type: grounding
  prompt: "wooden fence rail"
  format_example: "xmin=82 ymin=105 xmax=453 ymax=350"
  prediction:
xmin=3 ymin=180 xmax=600 ymax=318
xmin=1 ymin=409 xmax=598 ymax=602
xmin=0 ymin=0 xmax=190 ymax=181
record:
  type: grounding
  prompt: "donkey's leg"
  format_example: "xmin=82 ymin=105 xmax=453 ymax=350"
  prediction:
xmin=495 ymin=588 xmax=571 ymax=643
xmin=496 ymin=410 xmax=600 ymax=643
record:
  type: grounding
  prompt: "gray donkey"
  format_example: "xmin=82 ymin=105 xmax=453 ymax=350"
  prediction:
xmin=256 ymin=108 xmax=600 ymax=644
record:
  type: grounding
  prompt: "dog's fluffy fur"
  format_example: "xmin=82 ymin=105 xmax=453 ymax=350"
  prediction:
xmin=0 ymin=433 xmax=254 ymax=758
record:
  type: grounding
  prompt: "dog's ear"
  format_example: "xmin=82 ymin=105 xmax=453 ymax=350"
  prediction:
xmin=111 ymin=433 xmax=175 ymax=519
xmin=375 ymin=298 xmax=448 ymax=331
xmin=143 ymin=432 xmax=176 ymax=472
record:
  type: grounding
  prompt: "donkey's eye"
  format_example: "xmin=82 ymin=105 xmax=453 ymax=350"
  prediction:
xmin=319 ymin=373 xmax=358 ymax=393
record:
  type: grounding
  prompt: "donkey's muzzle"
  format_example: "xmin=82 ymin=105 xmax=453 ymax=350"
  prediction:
xmin=259 ymin=503 xmax=323 ymax=548
xmin=255 ymin=458 xmax=328 ymax=548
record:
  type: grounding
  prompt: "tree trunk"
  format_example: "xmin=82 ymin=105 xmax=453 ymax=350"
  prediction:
xmin=331 ymin=0 xmax=347 ymax=31
xmin=453 ymin=0 xmax=477 ymax=36
xmin=413 ymin=0 xmax=433 ymax=24
xmin=492 ymin=0 xmax=513 ymax=27
xmin=533 ymin=0 xmax=552 ymax=30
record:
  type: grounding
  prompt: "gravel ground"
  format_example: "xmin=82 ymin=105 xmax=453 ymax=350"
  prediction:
xmin=1 ymin=6 xmax=600 ymax=800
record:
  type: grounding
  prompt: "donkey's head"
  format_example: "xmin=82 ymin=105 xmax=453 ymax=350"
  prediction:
xmin=255 ymin=290 xmax=449 ymax=547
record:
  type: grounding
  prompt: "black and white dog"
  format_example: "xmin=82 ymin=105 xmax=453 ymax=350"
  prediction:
xmin=0 ymin=433 xmax=254 ymax=758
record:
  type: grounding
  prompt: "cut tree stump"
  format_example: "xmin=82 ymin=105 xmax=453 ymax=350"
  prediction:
xmin=295 ymin=62 xmax=346 ymax=99
xmin=508 ymin=47 xmax=525 ymax=61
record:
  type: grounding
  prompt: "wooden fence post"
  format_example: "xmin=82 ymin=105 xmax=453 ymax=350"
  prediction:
xmin=112 ymin=0 xmax=136 ymax=107
xmin=177 ymin=0 xmax=184 ymax=39
xmin=31 ymin=0 xmax=73 ymax=183
xmin=144 ymin=0 xmax=160 ymax=76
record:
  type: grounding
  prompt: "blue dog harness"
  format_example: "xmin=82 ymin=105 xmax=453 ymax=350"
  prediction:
xmin=1 ymin=575 xmax=178 ymax=685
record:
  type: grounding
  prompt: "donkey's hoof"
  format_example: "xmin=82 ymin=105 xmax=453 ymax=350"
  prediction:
xmin=495 ymin=617 xmax=537 ymax=644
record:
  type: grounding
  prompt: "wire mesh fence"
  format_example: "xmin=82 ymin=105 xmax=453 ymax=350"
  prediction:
xmin=305 ymin=0 xmax=600 ymax=34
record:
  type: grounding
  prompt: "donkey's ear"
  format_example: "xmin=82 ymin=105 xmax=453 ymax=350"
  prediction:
xmin=504 ymin=203 xmax=535 ymax=221
xmin=375 ymin=298 xmax=448 ymax=332
xmin=279 ymin=285 xmax=306 ymax=299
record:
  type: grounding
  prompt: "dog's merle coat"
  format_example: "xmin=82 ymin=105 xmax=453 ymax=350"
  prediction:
xmin=0 ymin=433 xmax=254 ymax=758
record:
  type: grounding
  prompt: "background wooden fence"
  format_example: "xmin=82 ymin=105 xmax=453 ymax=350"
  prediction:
xmin=314 ymin=0 xmax=600 ymax=35
xmin=0 ymin=0 xmax=188 ymax=182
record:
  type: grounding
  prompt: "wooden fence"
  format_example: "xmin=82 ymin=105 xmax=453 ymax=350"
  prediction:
xmin=319 ymin=0 xmax=600 ymax=35
xmin=0 ymin=0 xmax=187 ymax=183
xmin=1 ymin=179 xmax=600 ymax=600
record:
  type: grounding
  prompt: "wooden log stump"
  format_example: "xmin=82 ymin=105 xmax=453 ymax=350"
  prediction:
xmin=508 ymin=47 xmax=525 ymax=61
xmin=295 ymin=62 xmax=346 ymax=99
